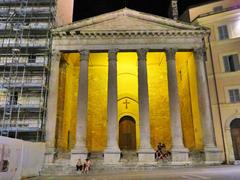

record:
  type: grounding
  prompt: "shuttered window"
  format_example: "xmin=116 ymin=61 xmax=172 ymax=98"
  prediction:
xmin=218 ymin=25 xmax=229 ymax=40
xmin=229 ymin=89 xmax=240 ymax=103
xmin=223 ymin=54 xmax=240 ymax=72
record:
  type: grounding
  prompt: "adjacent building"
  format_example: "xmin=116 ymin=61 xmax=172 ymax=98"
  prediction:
xmin=0 ymin=0 xmax=73 ymax=141
xmin=181 ymin=0 xmax=240 ymax=163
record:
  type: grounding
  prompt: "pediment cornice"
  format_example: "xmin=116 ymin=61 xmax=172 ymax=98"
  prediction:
xmin=55 ymin=29 xmax=208 ymax=38
xmin=52 ymin=8 xmax=209 ymax=38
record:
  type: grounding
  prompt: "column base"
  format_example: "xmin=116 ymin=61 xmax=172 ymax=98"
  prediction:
xmin=137 ymin=148 xmax=156 ymax=164
xmin=204 ymin=147 xmax=222 ymax=164
xmin=104 ymin=148 xmax=121 ymax=164
xmin=44 ymin=148 xmax=56 ymax=164
xmin=171 ymin=147 xmax=190 ymax=165
xmin=70 ymin=149 xmax=88 ymax=166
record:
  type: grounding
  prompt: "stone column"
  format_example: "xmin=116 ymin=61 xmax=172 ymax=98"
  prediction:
xmin=45 ymin=51 xmax=61 ymax=163
xmin=166 ymin=48 xmax=189 ymax=165
xmin=70 ymin=50 xmax=89 ymax=165
xmin=194 ymin=48 xmax=222 ymax=164
xmin=137 ymin=49 xmax=155 ymax=163
xmin=104 ymin=49 xmax=121 ymax=164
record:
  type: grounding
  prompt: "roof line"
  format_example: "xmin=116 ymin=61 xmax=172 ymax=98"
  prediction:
xmin=185 ymin=0 xmax=221 ymax=10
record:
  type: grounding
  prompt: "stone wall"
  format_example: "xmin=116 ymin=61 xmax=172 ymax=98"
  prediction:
xmin=0 ymin=136 xmax=45 ymax=180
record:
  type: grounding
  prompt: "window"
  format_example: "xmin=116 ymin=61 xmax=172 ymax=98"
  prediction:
xmin=28 ymin=54 xmax=36 ymax=63
xmin=213 ymin=6 xmax=223 ymax=12
xmin=218 ymin=25 xmax=229 ymax=40
xmin=229 ymin=89 xmax=240 ymax=103
xmin=223 ymin=54 xmax=240 ymax=72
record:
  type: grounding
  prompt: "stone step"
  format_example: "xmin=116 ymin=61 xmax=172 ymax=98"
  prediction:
xmin=41 ymin=162 xmax=172 ymax=176
xmin=234 ymin=160 xmax=240 ymax=165
xmin=41 ymin=150 xmax=205 ymax=176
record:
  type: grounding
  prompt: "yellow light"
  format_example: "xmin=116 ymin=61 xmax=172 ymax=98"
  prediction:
xmin=55 ymin=51 xmax=203 ymax=152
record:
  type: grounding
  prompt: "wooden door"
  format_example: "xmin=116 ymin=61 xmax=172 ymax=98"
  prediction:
xmin=119 ymin=117 xmax=136 ymax=150
xmin=231 ymin=128 xmax=240 ymax=160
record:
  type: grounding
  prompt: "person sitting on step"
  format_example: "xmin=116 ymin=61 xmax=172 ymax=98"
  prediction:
xmin=82 ymin=158 xmax=92 ymax=174
xmin=76 ymin=159 xmax=83 ymax=172
xmin=160 ymin=143 xmax=171 ymax=160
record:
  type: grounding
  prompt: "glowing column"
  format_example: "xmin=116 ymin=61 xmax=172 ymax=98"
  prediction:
xmin=194 ymin=48 xmax=222 ymax=164
xmin=70 ymin=50 xmax=89 ymax=165
xmin=166 ymin=48 xmax=189 ymax=165
xmin=104 ymin=49 xmax=121 ymax=164
xmin=137 ymin=49 xmax=155 ymax=163
xmin=45 ymin=51 xmax=61 ymax=163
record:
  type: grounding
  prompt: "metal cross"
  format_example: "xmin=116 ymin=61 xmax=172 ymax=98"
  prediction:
xmin=123 ymin=99 xmax=130 ymax=109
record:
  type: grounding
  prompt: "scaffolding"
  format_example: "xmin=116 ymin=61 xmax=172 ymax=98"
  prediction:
xmin=0 ymin=0 xmax=55 ymax=141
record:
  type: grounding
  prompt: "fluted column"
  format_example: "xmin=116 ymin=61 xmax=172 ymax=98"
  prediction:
xmin=104 ymin=49 xmax=121 ymax=164
xmin=137 ymin=49 xmax=155 ymax=163
xmin=194 ymin=48 xmax=222 ymax=164
xmin=70 ymin=50 xmax=89 ymax=165
xmin=166 ymin=48 xmax=189 ymax=165
xmin=45 ymin=51 xmax=61 ymax=163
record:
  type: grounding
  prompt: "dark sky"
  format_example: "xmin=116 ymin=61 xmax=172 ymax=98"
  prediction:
xmin=73 ymin=0 xmax=215 ymax=21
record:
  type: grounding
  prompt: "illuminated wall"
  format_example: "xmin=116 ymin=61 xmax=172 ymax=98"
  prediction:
xmin=176 ymin=52 xmax=203 ymax=150
xmin=56 ymin=53 xmax=80 ymax=152
xmin=117 ymin=53 xmax=139 ymax=148
xmin=55 ymin=51 xmax=203 ymax=152
xmin=87 ymin=53 xmax=108 ymax=152
xmin=147 ymin=52 xmax=171 ymax=150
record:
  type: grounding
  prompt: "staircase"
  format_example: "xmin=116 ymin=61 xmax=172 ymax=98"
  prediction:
xmin=41 ymin=150 xmax=205 ymax=175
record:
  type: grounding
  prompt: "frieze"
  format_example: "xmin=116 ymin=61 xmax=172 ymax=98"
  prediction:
xmin=53 ymin=29 xmax=209 ymax=39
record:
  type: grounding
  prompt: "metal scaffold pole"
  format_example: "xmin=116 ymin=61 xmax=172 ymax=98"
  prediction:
xmin=0 ymin=0 xmax=54 ymax=141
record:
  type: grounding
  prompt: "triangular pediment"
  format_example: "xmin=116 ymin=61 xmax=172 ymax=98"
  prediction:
xmin=77 ymin=15 xmax=176 ymax=31
xmin=53 ymin=8 xmax=203 ymax=33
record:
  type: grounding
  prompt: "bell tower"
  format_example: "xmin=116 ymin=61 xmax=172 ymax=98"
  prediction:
xmin=169 ymin=0 xmax=179 ymax=20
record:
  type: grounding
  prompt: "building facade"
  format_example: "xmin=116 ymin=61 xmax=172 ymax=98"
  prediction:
xmin=0 ymin=0 xmax=73 ymax=141
xmin=44 ymin=8 xmax=222 ymax=165
xmin=181 ymin=0 xmax=240 ymax=163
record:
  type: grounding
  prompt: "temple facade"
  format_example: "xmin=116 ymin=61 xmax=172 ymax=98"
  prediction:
xmin=44 ymin=8 xmax=223 ymax=165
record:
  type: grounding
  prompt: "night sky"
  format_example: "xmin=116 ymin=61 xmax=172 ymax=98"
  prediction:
xmin=73 ymin=0 xmax=215 ymax=21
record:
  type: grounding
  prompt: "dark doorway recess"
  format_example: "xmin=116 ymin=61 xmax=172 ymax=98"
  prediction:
xmin=230 ymin=118 xmax=240 ymax=160
xmin=119 ymin=116 xmax=136 ymax=150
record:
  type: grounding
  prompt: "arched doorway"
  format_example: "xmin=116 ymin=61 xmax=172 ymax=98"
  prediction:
xmin=119 ymin=116 xmax=136 ymax=150
xmin=230 ymin=118 xmax=240 ymax=160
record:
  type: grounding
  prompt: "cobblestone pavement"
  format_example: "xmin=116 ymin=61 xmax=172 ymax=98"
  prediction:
xmin=28 ymin=165 xmax=240 ymax=180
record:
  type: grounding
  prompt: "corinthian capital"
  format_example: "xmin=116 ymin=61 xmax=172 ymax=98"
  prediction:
xmin=137 ymin=48 xmax=148 ymax=61
xmin=165 ymin=48 xmax=177 ymax=61
xmin=51 ymin=50 xmax=61 ymax=62
xmin=108 ymin=49 xmax=118 ymax=61
xmin=79 ymin=50 xmax=89 ymax=61
xmin=194 ymin=47 xmax=206 ymax=61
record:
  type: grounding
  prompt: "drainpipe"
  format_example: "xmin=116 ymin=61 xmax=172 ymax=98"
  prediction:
xmin=207 ymin=34 xmax=227 ymax=164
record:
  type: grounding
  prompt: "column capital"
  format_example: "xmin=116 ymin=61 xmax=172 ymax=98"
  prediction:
xmin=165 ymin=48 xmax=177 ymax=61
xmin=137 ymin=48 xmax=148 ymax=61
xmin=194 ymin=47 xmax=206 ymax=61
xmin=79 ymin=50 xmax=89 ymax=61
xmin=51 ymin=50 xmax=61 ymax=61
xmin=108 ymin=49 xmax=118 ymax=61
